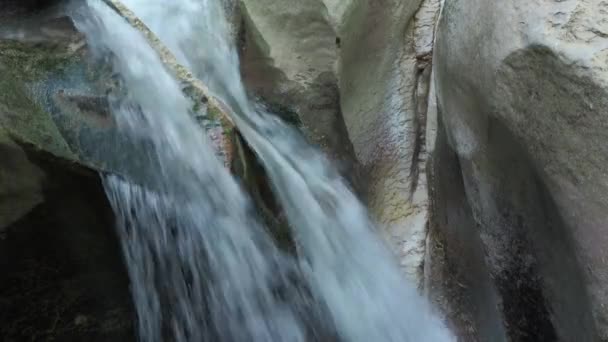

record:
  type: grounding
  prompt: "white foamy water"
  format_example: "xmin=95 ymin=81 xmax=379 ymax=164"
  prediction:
xmin=73 ymin=0 xmax=453 ymax=341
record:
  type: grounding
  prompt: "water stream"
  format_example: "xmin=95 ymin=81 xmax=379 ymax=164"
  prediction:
xmin=73 ymin=1 xmax=453 ymax=341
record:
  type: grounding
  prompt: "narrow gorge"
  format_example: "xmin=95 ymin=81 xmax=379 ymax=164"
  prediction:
xmin=1 ymin=0 xmax=606 ymax=341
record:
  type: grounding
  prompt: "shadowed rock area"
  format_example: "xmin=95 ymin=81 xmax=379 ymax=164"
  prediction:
xmin=0 ymin=147 xmax=134 ymax=341
xmin=431 ymin=0 xmax=608 ymax=340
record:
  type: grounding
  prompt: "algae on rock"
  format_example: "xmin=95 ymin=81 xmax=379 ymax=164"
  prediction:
xmin=0 ymin=40 xmax=78 ymax=160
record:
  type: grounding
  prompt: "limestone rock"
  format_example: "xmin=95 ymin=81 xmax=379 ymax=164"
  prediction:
xmin=433 ymin=0 xmax=608 ymax=339
xmin=239 ymin=0 xmax=443 ymax=285
xmin=238 ymin=0 xmax=359 ymax=187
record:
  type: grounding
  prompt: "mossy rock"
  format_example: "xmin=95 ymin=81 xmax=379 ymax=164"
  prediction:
xmin=0 ymin=39 xmax=79 ymax=160
xmin=0 ymin=14 xmax=244 ymax=184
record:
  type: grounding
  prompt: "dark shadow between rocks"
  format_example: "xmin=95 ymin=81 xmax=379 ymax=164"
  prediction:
xmin=483 ymin=118 xmax=597 ymax=341
xmin=0 ymin=147 xmax=134 ymax=342
xmin=427 ymin=113 xmax=506 ymax=342
xmin=0 ymin=0 xmax=65 ymax=20
xmin=429 ymin=107 xmax=598 ymax=341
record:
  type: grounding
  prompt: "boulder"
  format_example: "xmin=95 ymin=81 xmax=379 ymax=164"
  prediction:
xmin=432 ymin=0 xmax=608 ymax=340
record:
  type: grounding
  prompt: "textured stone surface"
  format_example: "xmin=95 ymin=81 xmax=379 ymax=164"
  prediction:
xmin=338 ymin=0 xmax=440 ymax=281
xmin=434 ymin=0 xmax=608 ymax=339
xmin=0 ymin=9 xmax=235 ymax=174
xmin=238 ymin=0 xmax=359 ymax=187
xmin=240 ymin=0 xmax=443 ymax=285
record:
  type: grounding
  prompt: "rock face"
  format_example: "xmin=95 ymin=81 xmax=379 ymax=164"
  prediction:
xmin=239 ymin=0 xmax=442 ymax=283
xmin=238 ymin=0 xmax=360 ymax=187
xmin=337 ymin=0 xmax=441 ymax=281
xmin=432 ymin=0 xmax=608 ymax=340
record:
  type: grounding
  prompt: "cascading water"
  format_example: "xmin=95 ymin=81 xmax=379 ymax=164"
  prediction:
xmin=74 ymin=4 xmax=315 ymax=342
xmin=73 ymin=0 xmax=453 ymax=341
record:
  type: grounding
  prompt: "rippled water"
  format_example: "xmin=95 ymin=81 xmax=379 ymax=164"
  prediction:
xmin=73 ymin=0 xmax=453 ymax=341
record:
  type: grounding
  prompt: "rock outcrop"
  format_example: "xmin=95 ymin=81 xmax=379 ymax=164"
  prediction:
xmin=238 ymin=0 xmax=360 ymax=187
xmin=431 ymin=0 xmax=608 ymax=340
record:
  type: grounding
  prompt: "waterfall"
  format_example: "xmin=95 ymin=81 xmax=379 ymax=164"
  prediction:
xmin=73 ymin=0 xmax=453 ymax=341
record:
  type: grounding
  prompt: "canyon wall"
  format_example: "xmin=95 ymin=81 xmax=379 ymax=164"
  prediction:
xmin=432 ymin=0 xmax=608 ymax=340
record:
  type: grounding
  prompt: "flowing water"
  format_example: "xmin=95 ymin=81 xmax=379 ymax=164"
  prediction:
xmin=73 ymin=1 xmax=453 ymax=341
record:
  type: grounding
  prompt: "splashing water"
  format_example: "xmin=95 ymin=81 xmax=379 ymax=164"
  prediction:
xmin=73 ymin=0 xmax=454 ymax=341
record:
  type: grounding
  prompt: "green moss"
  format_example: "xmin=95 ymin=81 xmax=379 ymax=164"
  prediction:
xmin=191 ymin=100 xmax=202 ymax=113
xmin=0 ymin=40 xmax=78 ymax=81
xmin=222 ymin=124 xmax=234 ymax=136
xmin=0 ymin=40 xmax=77 ymax=160
xmin=207 ymin=103 xmax=223 ymax=120
xmin=203 ymin=102 xmax=234 ymax=137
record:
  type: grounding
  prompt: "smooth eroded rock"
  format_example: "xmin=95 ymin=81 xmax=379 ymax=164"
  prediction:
xmin=238 ymin=0 xmax=359 ymax=187
xmin=434 ymin=0 xmax=608 ymax=339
